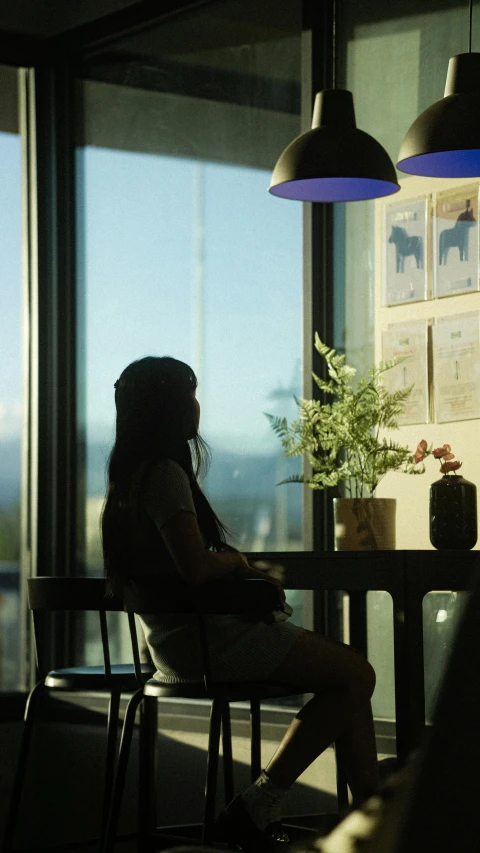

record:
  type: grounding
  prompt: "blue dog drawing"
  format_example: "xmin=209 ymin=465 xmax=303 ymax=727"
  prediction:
xmin=388 ymin=226 xmax=423 ymax=272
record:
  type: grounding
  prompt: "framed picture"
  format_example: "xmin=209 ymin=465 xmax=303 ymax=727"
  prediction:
xmin=381 ymin=319 xmax=430 ymax=424
xmin=432 ymin=311 xmax=480 ymax=422
xmin=383 ymin=196 xmax=429 ymax=305
xmin=433 ymin=184 xmax=480 ymax=298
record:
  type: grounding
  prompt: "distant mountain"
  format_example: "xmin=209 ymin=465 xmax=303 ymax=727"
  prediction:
xmin=85 ymin=441 xmax=303 ymax=548
xmin=86 ymin=442 xmax=110 ymax=496
xmin=204 ymin=447 xmax=301 ymax=499
xmin=85 ymin=440 xmax=301 ymax=499
xmin=0 ymin=436 xmax=303 ymax=517
xmin=0 ymin=438 xmax=20 ymax=506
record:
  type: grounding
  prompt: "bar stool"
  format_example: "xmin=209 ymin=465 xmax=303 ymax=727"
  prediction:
xmin=102 ymin=576 xmax=349 ymax=852
xmin=1 ymin=577 xmax=154 ymax=853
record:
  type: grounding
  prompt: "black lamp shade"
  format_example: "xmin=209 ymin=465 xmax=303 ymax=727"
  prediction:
xmin=398 ymin=53 xmax=480 ymax=177
xmin=269 ymin=90 xmax=400 ymax=202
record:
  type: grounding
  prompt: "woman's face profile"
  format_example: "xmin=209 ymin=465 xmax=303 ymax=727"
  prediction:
xmin=191 ymin=392 xmax=201 ymax=434
xmin=176 ymin=388 xmax=200 ymax=440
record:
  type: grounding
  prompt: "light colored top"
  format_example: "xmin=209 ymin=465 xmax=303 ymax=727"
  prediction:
xmin=136 ymin=458 xmax=302 ymax=683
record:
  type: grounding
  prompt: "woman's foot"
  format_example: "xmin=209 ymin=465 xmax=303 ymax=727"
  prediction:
xmin=215 ymin=794 xmax=289 ymax=853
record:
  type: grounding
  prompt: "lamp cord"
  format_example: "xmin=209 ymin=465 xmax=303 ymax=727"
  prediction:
xmin=469 ymin=0 xmax=473 ymax=52
xmin=332 ymin=0 xmax=336 ymax=88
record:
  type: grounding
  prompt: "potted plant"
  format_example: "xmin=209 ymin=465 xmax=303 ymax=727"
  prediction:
xmin=266 ymin=334 xmax=424 ymax=550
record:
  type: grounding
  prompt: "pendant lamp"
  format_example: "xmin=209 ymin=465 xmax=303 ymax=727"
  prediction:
xmin=398 ymin=0 xmax=480 ymax=177
xmin=268 ymin=89 xmax=400 ymax=203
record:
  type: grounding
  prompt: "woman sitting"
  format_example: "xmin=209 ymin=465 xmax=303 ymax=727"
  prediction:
xmin=101 ymin=355 xmax=379 ymax=852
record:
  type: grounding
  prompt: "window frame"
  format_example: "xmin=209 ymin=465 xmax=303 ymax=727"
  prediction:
xmin=19 ymin=64 xmax=79 ymax=682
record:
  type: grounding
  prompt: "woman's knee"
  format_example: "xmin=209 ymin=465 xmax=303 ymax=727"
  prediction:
xmin=351 ymin=656 xmax=376 ymax=705
xmin=312 ymin=638 xmax=376 ymax=707
xmin=272 ymin=630 xmax=376 ymax=701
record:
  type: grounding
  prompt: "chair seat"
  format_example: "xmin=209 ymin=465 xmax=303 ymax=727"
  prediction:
xmin=44 ymin=663 xmax=155 ymax=690
xmin=143 ymin=678 xmax=302 ymax=702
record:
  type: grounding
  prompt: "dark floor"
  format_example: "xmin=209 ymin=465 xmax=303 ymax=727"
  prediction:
xmin=16 ymin=818 xmax=338 ymax=852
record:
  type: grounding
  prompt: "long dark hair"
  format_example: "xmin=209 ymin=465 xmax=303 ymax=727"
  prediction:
xmin=102 ymin=356 xmax=229 ymax=591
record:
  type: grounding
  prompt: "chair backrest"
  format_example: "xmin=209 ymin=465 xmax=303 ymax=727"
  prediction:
xmin=123 ymin=576 xmax=280 ymax=615
xmin=123 ymin=576 xmax=281 ymax=688
xmin=28 ymin=576 xmax=123 ymax=681
xmin=28 ymin=576 xmax=123 ymax=612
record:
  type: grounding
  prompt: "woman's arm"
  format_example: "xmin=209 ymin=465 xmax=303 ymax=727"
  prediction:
xmin=160 ymin=510 xmax=250 ymax=585
xmin=160 ymin=510 xmax=285 ymax=599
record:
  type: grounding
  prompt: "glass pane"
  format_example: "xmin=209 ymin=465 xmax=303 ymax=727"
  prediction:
xmin=0 ymin=67 xmax=21 ymax=690
xmin=76 ymin=2 xmax=303 ymax=661
xmin=367 ymin=591 xmax=395 ymax=719
xmin=423 ymin=590 xmax=468 ymax=721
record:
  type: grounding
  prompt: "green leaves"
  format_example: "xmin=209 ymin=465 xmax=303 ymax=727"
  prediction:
xmin=266 ymin=336 xmax=423 ymax=498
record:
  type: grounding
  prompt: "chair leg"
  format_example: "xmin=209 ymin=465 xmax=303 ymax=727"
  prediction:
xmin=250 ymin=698 xmax=261 ymax=782
xmin=138 ymin=695 xmax=158 ymax=851
xmin=102 ymin=687 xmax=145 ymax=853
xmin=202 ymin=698 xmax=223 ymax=846
xmin=221 ymin=702 xmax=235 ymax=806
xmin=100 ymin=689 xmax=121 ymax=841
xmin=334 ymin=739 xmax=349 ymax=813
xmin=1 ymin=680 xmax=45 ymax=853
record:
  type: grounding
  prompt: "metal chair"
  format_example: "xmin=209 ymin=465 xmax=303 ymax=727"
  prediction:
xmin=1 ymin=576 xmax=154 ymax=853
xmin=102 ymin=576 xmax=348 ymax=853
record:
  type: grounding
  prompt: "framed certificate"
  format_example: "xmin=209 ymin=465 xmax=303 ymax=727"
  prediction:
xmin=432 ymin=311 xmax=480 ymax=422
xmin=384 ymin=196 xmax=429 ymax=305
xmin=381 ymin=319 xmax=430 ymax=424
xmin=433 ymin=184 xmax=480 ymax=298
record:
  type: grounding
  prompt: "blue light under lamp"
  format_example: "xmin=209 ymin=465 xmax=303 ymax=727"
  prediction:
xmin=398 ymin=53 xmax=480 ymax=177
xmin=269 ymin=90 xmax=400 ymax=203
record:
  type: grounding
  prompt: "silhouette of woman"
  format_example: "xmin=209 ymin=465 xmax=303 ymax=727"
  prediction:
xmin=102 ymin=355 xmax=379 ymax=851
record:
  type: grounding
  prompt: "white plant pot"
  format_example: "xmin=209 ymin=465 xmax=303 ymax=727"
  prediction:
xmin=333 ymin=498 xmax=396 ymax=551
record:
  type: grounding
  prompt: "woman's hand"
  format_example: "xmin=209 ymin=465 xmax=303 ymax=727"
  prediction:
xmin=231 ymin=562 xmax=286 ymax=601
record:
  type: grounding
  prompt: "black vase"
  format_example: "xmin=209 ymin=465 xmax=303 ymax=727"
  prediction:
xmin=430 ymin=474 xmax=478 ymax=550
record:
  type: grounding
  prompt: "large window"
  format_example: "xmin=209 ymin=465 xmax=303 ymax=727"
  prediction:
xmin=0 ymin=66 xmax=22 ymax=690
xmin=75 ymin=2 xmax=303 ymax=659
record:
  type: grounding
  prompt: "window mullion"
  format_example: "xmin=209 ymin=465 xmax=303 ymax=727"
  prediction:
xmin=21 ymin=63 xmax=78 ymax=678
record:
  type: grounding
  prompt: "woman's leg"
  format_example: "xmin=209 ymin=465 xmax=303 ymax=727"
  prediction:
xmin=334 ymin=698 xmax=379 ymax=802
xmin=264 ymin=629 xmax=379 ymax=802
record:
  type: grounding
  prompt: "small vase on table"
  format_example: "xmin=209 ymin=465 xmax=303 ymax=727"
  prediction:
xmin=430 ymin=474 xmax=477 ymax=550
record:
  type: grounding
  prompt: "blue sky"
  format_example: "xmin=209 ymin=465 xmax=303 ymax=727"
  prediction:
xmin=78 ymin=146 xmax=303 ymax=454
xmin=0 ymin=132 xmax=21 ymax=440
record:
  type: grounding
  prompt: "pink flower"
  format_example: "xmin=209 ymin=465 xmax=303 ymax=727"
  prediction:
xmin=433 ymin=444 xmax=451 ymax=459
xmin=415 ymin=439 xmax=428 ymax=463
xmin=412 ymin=439 xmax=462 ymax=475
xmin=440 ymin=459 xmax=462 ymax=474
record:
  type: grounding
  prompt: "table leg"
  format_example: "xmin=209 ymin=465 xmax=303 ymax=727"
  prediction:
xmin=348 ymin=591 xmax=368 ymax=657
xmin=403 ymin=588 xmax=427 ymax=754
xmin=392 ymin=585 xmax=425 ymax=762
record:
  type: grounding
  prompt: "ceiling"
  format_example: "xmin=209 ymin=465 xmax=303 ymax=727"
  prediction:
xmin=0 ymin=0 xmax=469 ymax=76
xmin=0 ymin=0 xmax=146 ymax=39
xmin=0 ymin=0 xmax=301 ymax=79
xmin=0 ymin=0 xmax=299 ymax=52
xmin=0 ymin=0 xmax=468 ymax=40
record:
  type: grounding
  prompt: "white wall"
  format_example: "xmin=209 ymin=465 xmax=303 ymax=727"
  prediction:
xmin=374 ymin=175 xmax=480 ymax=551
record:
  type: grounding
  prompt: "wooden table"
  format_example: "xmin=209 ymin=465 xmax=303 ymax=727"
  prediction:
xmin=247 ymin=550 xmax=480 ymax=760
